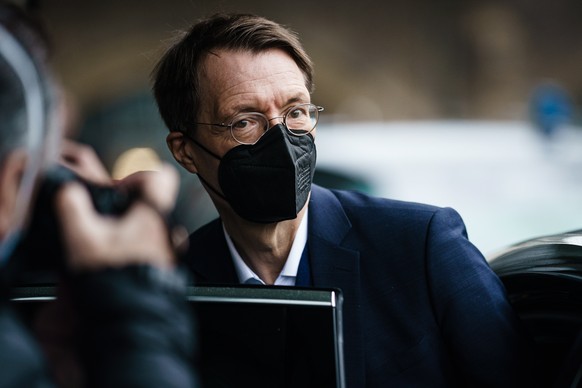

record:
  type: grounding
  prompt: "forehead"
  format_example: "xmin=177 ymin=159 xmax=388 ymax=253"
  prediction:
xmin=198 ymin=48 xmax=310 ymax=118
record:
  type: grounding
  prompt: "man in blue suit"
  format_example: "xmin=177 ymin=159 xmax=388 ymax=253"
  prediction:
xmin=153 ymin=13 xmax=533 ymax=387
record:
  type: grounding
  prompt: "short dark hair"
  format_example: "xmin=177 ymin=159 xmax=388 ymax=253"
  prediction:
xmin=151 ymin=13 xmax=314 ymax=134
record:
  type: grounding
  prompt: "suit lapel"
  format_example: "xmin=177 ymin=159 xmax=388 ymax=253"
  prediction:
xmin=187 ymin=219 xmax=239 ymax=285
xmin=308 ymin=186 xmax=360 ymax=288
xmin=308 ymin=185 xmax=366 ymax=388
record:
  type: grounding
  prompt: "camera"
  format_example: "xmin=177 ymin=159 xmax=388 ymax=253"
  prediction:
xmin=9 ymin=165 xmax=136 ymax=283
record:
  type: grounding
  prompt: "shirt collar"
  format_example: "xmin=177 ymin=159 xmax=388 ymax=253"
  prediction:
xmin=223 ymin=210 xmax=309 ymax=286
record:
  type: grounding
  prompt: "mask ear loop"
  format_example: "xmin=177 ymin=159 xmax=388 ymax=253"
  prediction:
xmin=0 ymin=24 xmax=47 ymax=266
xmin=183 ymin=133 xmax=230 ymax=202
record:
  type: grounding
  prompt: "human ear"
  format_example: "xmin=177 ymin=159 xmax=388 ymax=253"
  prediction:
xmin=166 ymin=131 xmax=198 ymax=174
xmin=0 ymin=150 xmax=27 ymax=240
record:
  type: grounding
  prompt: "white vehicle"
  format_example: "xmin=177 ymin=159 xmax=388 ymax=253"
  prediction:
xmin=314 ymin=120 xmax=582 ymax=255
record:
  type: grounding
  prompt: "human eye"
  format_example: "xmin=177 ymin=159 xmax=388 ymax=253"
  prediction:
xmin=288 ymin=106 xmax=309 ymax=120
xmin=232 ymin=115 xmax=261 ymax=131
xmin=230 ymin=114 xmax=266 ymax=143
xmin=285 ymin=105 xmax=312 ymax=130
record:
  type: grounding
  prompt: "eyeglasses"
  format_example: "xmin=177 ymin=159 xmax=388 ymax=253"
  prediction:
xmin=195 ymin=103 xmax=324 ymax=145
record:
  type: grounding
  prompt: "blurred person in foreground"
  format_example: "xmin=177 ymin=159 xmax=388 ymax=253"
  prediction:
xmin=153 ymin=13 xmax=535 ymax=388
xmin=0 ymin=3 xmax=197 ymax=387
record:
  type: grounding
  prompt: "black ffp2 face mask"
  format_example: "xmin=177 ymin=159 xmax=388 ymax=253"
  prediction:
xmin=191 ymin=124 xmax=317 ymax=223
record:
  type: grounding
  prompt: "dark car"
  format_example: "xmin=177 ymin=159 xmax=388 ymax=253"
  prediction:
xmin=488 ymin=230 xmax=582 ymax=387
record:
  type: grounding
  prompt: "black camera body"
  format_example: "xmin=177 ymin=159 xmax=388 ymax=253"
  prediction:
xmin=9 ymin=165 xmax=135 ymax=283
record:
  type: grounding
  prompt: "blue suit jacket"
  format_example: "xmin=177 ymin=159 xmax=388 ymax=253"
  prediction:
xmin=186 ymin=184 xmax=532 ymax=387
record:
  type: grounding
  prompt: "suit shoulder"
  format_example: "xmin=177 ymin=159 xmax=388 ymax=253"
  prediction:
xmin=311 ymin=185 xmax=466 ymax=237
xmin=327 ymin=187 xmax=443 ymax=219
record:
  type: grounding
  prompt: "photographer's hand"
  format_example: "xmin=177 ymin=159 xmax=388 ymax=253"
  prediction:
xmin=54 ymin=163 xmax=180 ymax=272
xmin=59 ymin=139 xmax=112 ymax=186
xmin=46 ymin=163 xmax=197 ymax=388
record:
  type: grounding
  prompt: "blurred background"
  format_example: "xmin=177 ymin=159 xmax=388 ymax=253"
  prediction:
xmin=14 ymin=0 xmax=582 ymax=254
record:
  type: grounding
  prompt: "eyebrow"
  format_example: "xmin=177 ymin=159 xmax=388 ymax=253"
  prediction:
xmin=284 ymin=95 xmax=308 ymax=107
xmin=221 ymin=95 xmax=310 ymax=119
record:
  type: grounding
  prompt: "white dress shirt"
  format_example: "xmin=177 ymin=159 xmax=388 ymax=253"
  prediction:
xmin=223 ymin=211 xmax=308 ymax=286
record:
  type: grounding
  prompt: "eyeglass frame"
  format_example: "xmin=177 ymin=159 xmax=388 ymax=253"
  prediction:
xmin=192 ymin=103 xmax=324 ymax=145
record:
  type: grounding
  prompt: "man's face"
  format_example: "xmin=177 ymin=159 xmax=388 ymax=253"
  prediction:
xmin=186 ymin=48 xmax=313 ymax=204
